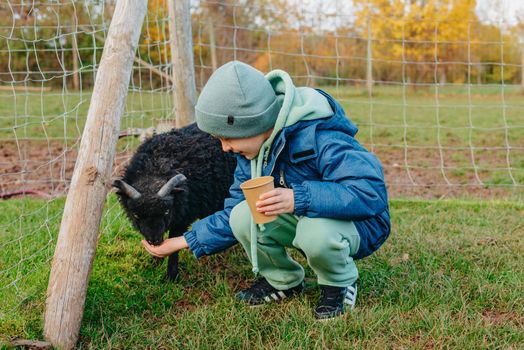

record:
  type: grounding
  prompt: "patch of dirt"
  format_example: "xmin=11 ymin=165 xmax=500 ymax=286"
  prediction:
xmin=0 ymin=140 xmax=520 ymax=200
xmin=481 ymin=309 xmax=521 ymax=326
xmin=0 ymin=140 xmax=132 ymax=198
xmin=376 ymin=145 xmax=521 ymax=199
xmin=9 ymin=339 xmax=52 ymax=349
xmin=173 ymin=298 xmax=197 ymax=313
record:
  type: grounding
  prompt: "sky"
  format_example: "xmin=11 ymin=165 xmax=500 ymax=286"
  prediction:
xmin=294 ymin=0 xmax=524 ymax=27
xmin=476 ymin=0 xmax=524 ymax=25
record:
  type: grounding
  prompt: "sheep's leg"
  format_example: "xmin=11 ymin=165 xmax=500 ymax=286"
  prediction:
xmin=166 ymin=253 xmax=179 ymax=281
xmin=165 ymin=227 xmax=185 ymax=281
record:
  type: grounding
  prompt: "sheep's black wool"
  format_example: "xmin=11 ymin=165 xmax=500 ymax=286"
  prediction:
xmin=114 ymin=123 xmax=237 ymax=281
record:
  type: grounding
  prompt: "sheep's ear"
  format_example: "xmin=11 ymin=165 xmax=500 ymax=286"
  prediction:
xmin=158 ymin=174 xmax=187 ymax=197
xmin=113 ymin=179 xmax=142 ymax=199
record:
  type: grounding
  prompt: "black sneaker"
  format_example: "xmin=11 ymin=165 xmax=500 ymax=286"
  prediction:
xmin=236 ymin=278 xmax=305 ymax=306
xmin=314 ymin=282 xmax=357 ymax=320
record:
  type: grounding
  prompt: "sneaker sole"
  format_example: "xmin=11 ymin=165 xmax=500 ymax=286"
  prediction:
xmin=238 ymin=287 xmax=305 ymax=308
xmin=316 ymin=316 xmax=338 ymax=322
xmin=315 ymin=312 xmax=346 ymax=322
xmin=248 ymin=303 xmax=266 ymax=308
xmin=315 ymin=306 xmax=355 ymax=321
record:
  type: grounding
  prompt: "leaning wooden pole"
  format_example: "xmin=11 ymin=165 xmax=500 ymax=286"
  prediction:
xmin=168 ymin=0 xmax=196 ymax=127
xmin=44 ymin=1 xmax=148 ymax=349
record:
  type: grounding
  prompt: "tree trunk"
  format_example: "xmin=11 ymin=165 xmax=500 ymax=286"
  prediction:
xmin=43 ymin=1 xmax=148 ymax=349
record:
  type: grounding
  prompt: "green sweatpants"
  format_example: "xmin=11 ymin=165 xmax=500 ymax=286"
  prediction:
xmin=229 ymin=200 xmax=360 ymax=290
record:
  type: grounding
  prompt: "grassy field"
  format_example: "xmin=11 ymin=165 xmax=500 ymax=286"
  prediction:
xmin=1 ymin=85 xmax=523 ymax=191
xmin=1 ymin=84 xmax=523 ymax=347
xmin=1 ymin=85 xmax=523 ymax=145
xmin=1 ymin=196 xmax=523 ymax=348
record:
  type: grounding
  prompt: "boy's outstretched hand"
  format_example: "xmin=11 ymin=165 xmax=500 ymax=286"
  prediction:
xmin=141 ymin=236 xmax=188 ymax=258
xmin=256 ymin=188 xmax=294 ymax=216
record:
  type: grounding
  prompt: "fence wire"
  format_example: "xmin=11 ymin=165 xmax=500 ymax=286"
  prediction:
xmin=0 ymin=0 xmax=523 ymax=319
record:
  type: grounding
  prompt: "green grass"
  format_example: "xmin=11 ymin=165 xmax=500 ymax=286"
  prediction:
xmin=1 ymin=85 xmax=523 ymax=145
xmin=0 ymin=90 xmax=174 ymax=141
xmin=327 ymin=85 xmax=524 ymax=147
xmin=1 ymin=85 xmax=523 ymax=188
xmin=1 ymin=197 xmax=523 ymax=348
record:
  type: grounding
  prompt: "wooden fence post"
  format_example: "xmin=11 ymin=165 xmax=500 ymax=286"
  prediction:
xmin=168 ymin=0 xmax=197 ymax=128
xmin=521 ymin=45 xmax=524 ymax=93
xmin=43 ymin=1 xmax=148 ymax=349
xmin=208 ymin=16 xmax=218 ymax=72
xmin=366 ymin=17 xmax=374 ymax=97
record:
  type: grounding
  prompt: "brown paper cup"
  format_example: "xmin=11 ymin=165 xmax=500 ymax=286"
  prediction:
xmin=240 ymin=176 xmax=278 ymax=224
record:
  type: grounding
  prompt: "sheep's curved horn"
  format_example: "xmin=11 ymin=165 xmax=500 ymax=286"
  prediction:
xmin=113 ymin=179 xmax=142 ymax=200
xmin=158 ymin=174 xmax=187 ymax=197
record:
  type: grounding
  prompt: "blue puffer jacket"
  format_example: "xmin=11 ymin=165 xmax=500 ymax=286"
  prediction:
xmin=184 ymin=90 xmax=391 ymax=260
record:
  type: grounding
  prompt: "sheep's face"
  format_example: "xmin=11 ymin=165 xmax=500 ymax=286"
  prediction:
xmin=113 ymin=174 xmax=187 ymax=246
xmin=126 ymin=196 xmax=173 ymax=245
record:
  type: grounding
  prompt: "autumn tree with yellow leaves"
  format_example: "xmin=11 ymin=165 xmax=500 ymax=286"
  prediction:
xmin=3 ymin=0 xmax=520 ymax=89
xmin=350 ymin=0 xmax=521 ymax=86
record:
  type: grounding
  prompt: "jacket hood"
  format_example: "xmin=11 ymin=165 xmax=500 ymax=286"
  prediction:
xmin=284 ymin=89 xmax=358 ymax=138
xmin=250 ymin=70 xmax=334 ymax=178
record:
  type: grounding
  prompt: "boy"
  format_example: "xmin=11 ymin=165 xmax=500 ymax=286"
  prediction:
xmin=141 ymin=61 xmax=390 ymax=320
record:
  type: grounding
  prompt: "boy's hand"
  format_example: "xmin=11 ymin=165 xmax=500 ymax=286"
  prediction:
xmin=256 ymin=188 xmax=294 ymax=216
xmin=141 ymin=236 xmax=188 ymax=258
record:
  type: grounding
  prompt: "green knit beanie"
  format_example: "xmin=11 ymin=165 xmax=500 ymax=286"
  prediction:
xmin=195 ymin=61 xmax=281 ymax=138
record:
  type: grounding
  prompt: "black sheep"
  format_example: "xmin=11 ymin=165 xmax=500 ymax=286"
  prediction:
xmin=113 ymin=123 xmax=237 ymax=280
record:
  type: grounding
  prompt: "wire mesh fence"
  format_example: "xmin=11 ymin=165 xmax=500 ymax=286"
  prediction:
xmin=1 ymin=0 xmax=523 ymax=323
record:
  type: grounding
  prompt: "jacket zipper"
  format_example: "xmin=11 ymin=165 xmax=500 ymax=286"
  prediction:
xmin=264 ymin=140 xmax=286 ymax=174
xmin=279 ymin=169 xmax=288 ymax=188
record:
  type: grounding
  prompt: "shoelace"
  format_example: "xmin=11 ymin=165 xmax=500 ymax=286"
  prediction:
xmin=249 ymin=279 xmax=275 ymax=296
xmin=319 ymin=287 xmax=344 ymax=306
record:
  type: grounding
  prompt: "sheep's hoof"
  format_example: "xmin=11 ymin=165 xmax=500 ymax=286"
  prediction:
xmin=152 ymin=256 xmax=164 ymax=266
xmin=164 ymin=272 xmax=179 ymax=282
